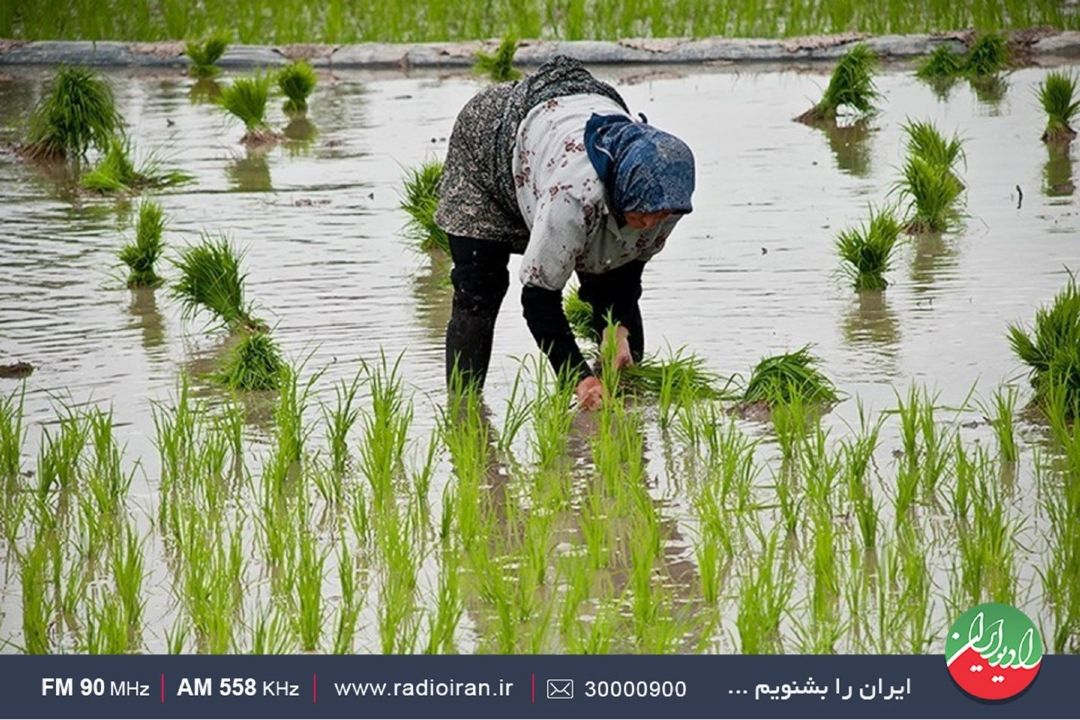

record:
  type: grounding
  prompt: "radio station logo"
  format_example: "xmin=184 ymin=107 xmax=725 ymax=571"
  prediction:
xmin=945 ymin=602 xmax=1042 ymax=701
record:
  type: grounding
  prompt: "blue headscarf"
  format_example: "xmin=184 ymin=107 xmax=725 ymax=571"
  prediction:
xmin=583 ymin=113 xmax=695 ymax=223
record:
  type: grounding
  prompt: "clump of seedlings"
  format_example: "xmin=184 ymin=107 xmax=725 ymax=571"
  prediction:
xmin=217 ymin=73 xmax=279 ymax=145
xmin=21 ymin=66 xmax=122 ymax=160
xmin=916 ymin=45 xmax=965 ymax=80
xmin=903 ymin=119 xmax=965 ymax=179
xmin=216 ymin=331 xmax=287 ymax=392
xmin=400 ymin=159 xmax=448 ymax=254
xmin=80 ymin=136 xmax=192 ymax=193
xmin=1008 ymin=274 xmax=1080 ymax=418
xmin=796 ymin=44 xmax=878 ymax=123
xmin=963 ymin=33 xmax=1008 ymax=77
xmin=185 ymin=32 xmax=230 ymax=78
xmin=1039 ymin=71 xmax=1079 ymax=145
xmin=836 ymin=206 xmax=903 ymax=291
xmin=741 ymin=346 xmax=839 ymax=408
xmin=473 ymin=36 xmax=522 ymax=82
xmin=564 ymin=286 xmax=595 ymax=341
xmin=277 ymin=61 xmax=317 ymax=114
xmin=171 ymin=233 xmax=261 ymax=331
xmin=896 ymin=154 xmax=963 ymax=234
xmin=119 ymin=199 xmax=167 ymax=289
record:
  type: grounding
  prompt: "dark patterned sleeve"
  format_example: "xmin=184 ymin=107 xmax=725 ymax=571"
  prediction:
xmin=521 ymin=285 xmax=593 ymax=381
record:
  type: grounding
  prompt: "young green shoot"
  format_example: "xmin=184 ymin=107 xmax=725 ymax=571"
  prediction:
xmin=216 ymin=331 xmax=287 ymax=391
xmin=1039 ymin=71 xmax=1080 ymax=145
xmin=185 ymin=32 xmax=230 ymax=78
xmin=896 ymin=154 xmax=963 ymax=234
xmin=22 ymin=66 xmax=121 ymax=160
xmin=902 ymin=119 xmax=965 ymax=176
xmin=1008 ymin=274 xmax=1080 ymax=417
xmin=171 ymin=232 xmax=260 ymax=331
xmin=963 ymin=33 xmax=1008 ymax=77
xmin=81 ymin=136 xmax=192 ymax=193
xmin=473 ymin=36 xmax=522 ymax=82
xmin=217 ymin=73 xmax=277 ymax=145
xmin=796 ymin=44 xmax=878 ymax=123
xmin=741 ymin=346 xmax=839 ymax=408
xmin=916 ymin=45 xmax=965 ymax=80
xmin=836 ymin=206 xmax=903 ymax=291
xmin=278 ymin=61 xmax=317 ymax=113
xmin=400 ymin=159 xmax=448 ymax=254
xmin=119 ymin=199 xmax=166 ymax=288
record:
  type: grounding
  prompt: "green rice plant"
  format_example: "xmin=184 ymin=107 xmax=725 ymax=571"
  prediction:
xmin=916 ymin=45 xmax=965 ymax=80
xmin=171 ymin=232 xmax=259 ymax=331
xmin=896 ymin=524 xmax=933 ymax=653
xmin=425 ymin=544 xmax=464 ymax=654
xmin=836 ymin=206 xmax=903 ymax=291
xmin=963 ymin=33 xmax=1008 ymax=76
xmin=375 ymin=507 xmax=421 ymax=654
xmin=119 ymin=199 xmax=166 ymax=289
xmin=473 ymin=36 xmax=522 ymax=82
xmin=321 ymin=371 xmax=363 ymax=482
xmin=332 ymin=544 xmax=363 ymax=654
xmin=564 ymin=286 xmax=594 ymax=341
xmin=217 ymin=73 xmax=276 ymax=143
xmin=1039 ymin=71 xmax=1080 ymax=145
xmin=359 ymin=354 xmax=412 ymax=507
xmin=185 ymin=32 xmax=230 ymax=78
xmin=22 ymin=66 xmax=121 ymax=160
xmin=796 ymin=44 xmax=878 ymax=123
xmin=0 ymin=385 xmax=25 ymax=488
xmin=294 ymin=528 xmax=326 ymax=652
xmin=400 ymin=159 xmax=448 ymax=254
xmin=741 ymin=346 xmax=839 ymax=408
xmin=20 ymin=534 xmax=52 ymax=654
xmin=1008 ymin=274 xmax=1080 ymax=417
xmin=178 ymin=515 xmax=245 ymax=654
xmin=902 ymin=119 xmax=965 ymax=176
xmin=36 ymin=405 xmax=89 ymax=499
xmin=111 ymin=523 xmax=145 ymax=647
xmin=954 ymin=451 xmax=1018 ymax=606
xmin=1040 ymin=400 xmax=1080 ymax=651
xmin=622 ymin=350 xmax=733 ymax=404
xmin=166 ymin=617 xmax=190 ymax=654
xmin=81 ymin=136 xmax=192 ymax=193
xmin=251 ymin=604 xmax=294 ymax=654
xmin=216 ymin=331 xmax=286 ymax=391
xmin=988 ymin=386 xmax=1019 ymax=463
xmin=277 ymin=61 xmax=317 ymax=113
xmin=896 ymin=154 xmax=963 ymax=234
xmin=735 ymin=530 xmax=794 ymax=654
xmin=82 ymin=591 xmax=130 ymax=654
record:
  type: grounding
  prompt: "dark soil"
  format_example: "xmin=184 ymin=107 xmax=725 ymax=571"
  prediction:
xmin=0 ymin=361 xmax=33 ymax=379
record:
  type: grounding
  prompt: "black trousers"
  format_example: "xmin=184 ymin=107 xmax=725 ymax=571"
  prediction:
xmin=445 ymin=234 xmax=645 ymax=389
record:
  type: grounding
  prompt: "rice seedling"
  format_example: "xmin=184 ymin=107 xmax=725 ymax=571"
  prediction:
xmin=895 ymin=154 xmax=963 ymax=234
xmin=216 ymin=331 xmax=287 ymax=391
xmin=473 ymin=36 xmax=522 ymax=82
xmin=953 ymin=450 xmax=1018 ymax=607
xmin=178 ymin=515 xmax=245 ymax=654
xmin=185 ymin=32 xmax=230 ymax=78
xmin=902 ymin=119 xmax=965 ymax=176
xmin=1039 ymin=71 xmax=1080 ymax=145
xmin=171 ymin=232 xmax=260 ymax=331
xmin=20 ymin=534 xmax=52 ymax=654
xmin=963 ymin=33 xmax=1008 ymax=76
xmin=82 ymin=592 xmax=130 ymax=654
xmin=251 ymin=604 xmax=294 ymax=654
xmin=0 ymin=385 xmax=25 ymax=488
xmin=896 ymin=524 xmax=933 ymax=653
xmin=796 ymin=44 xmax=878 ymax=123
xmin=21 ymin=66 xmax=121 ymax=160
xmin=332 ymin=544 xmax=363 ymax=654
xmin=321 ymin=371 xmax=363 ymax=482
xmin=217 ymin=73 xmax=278 ymax=145
xmin=836 ymin=206 xmax=903 ymax=291
xmin=563 ymin=286 xmax=594 ymax=341
xmin=118 ymin=199 xmax=166 ymax=289
xmin=294 ymin=527 xmax=326 ymax=652
xmin=36 ymin=405 xmax=89 ymax=499
xmin=81 ymin=136 xmax=192 ymax=193
xmin=916 ymin=45 xmax=965 ymax=80
xmin=111 ymin=523 xmax=145 ymax=646
xmin=359 ymin=354 xmax=412 ymax=507
xmin=988 ymin=386 xmax=1019 ymax=463
xmin=277 ymin=61 xmax=317 ymax=113
xmin=400 ymin=159 xmax=448 ymax=254
xmin=735 ymin=530 xmax=793 ymax=654
xmin=622 ymin=350 xmax=733 ymax=404
xmin=1008 ymin=274 xmax=1080 ymax=417
xmin=740 ymin=346 xmax=839 ymax=408
xmin=1041 ymin=399 xmax=1080 ymax=651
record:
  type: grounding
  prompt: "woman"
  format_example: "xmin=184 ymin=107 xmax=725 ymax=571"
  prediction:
xmin=436 ymin=55 xmax=695 ymax=410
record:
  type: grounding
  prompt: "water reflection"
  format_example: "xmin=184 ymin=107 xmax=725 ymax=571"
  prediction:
xmin=910 ymin=231 xmax=958 ymax=292
xmin=969 ymin=75 xmax=1009 ymax=114
xmin=841 ymin=290 xmax=901 ymax=350
xmin=226 ymin=149 xmax=272 ymax=192
xmin=410 ymin=253 xmax=453 ymax=342
xmin=802 ymin=117 xmax=873 ymax=177
xmin=188 ymin=78 xmax=222 ymax=105
xmin=1043 ymin=143 xmax=1075 ymax=197
xmin=127 ymin=287 xmax=166 ymax=350
xmin=283 ymin=115 xmax=319 ymax=156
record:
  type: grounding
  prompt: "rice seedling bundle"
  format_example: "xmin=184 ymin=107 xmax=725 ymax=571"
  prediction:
xmin=1008 ymin=274 xmax=1080 ymax=418
xmin=796 ymin=44 xmax=878 ymax=123
xmin=119 ymin=200 xmax=166 ymax=288
xmin=563 ymin=286 xmax=594 ymax=340
xmin=902 ymin=119 xmax=965 ymax=176
xmin=22 ymin=66 xmax=122 ymax=160
xmin=896 ymin=154 xmax=963 ymax=234
xmin=473 ymin=37 xmax=522 ymax=82
xmin=171 ymin=233 xmax=259 ymax=331
xmin=836 ymin=206 xmax=903 ymax=291
xmin=622 ymin=352 xmax=732 ymax=401
xmin=185 ymin=32 xmax=230 ymax=78
xmin=81 ymin=136 xmax=192 ymax=193
xmin=963 ymin=33 xmax=1008 ymax=76
xmin=217 ymin=73 xmax=277 ymax=144
xmin=216 ymin=331 xmax=286 ymax=391
xmin=741 ymin=346 xmax=839 ymax=407
xmin=916 ymin=45 xmax=965 ymax=80
xmin=400 ymin=159 xmax=448 ymax=254
xmin=277 ymin=61 xmax=317 ymax=113
xmin=1039 ymin=71 xmax=1080 ymax=145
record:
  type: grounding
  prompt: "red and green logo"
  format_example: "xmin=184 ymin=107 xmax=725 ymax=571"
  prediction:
xmin=945 ymin=603 xmax=1043 ymax=701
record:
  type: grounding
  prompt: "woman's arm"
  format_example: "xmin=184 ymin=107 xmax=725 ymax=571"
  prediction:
xmin=520 ymin=285 xmax=593 ymax=380
xmin=577 ymin=259 xmax=646 ymax=362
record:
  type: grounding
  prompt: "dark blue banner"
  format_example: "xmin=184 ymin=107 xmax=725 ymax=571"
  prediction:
xmin=0 ymin=654 xmax=1073 ymax=718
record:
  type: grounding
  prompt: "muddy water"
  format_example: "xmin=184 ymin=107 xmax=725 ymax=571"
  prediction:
xmin=0 ymin=62 xmax=1077 ymax=652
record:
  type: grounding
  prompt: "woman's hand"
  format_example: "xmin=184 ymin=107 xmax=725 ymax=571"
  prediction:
xmin=575 ymin=375 xmax=604 ymax=411
xmin=603 ymin=325 xmax=635 ymax=371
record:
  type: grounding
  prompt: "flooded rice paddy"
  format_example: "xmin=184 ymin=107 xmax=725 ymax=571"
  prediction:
xmin=0 ymin=61 xmax=1077 ymax=654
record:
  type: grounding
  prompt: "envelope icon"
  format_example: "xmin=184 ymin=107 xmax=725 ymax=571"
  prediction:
xmin=546 ymin=679 xmax=574 ymax=700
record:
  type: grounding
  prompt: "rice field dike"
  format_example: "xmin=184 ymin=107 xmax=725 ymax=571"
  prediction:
xmin=0 ymin=30 xmax=1078 ymax=720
